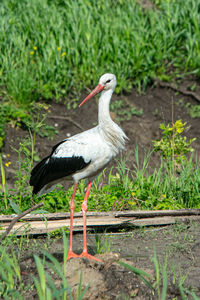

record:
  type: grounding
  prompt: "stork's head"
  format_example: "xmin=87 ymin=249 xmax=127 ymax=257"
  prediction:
xmin=79 ymin=73 xmax=116 ymax=107
xmin=99 ymin=73 xmax=117 ymax=91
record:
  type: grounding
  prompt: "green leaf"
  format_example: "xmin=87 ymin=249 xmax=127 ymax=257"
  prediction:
xmin=9 ymin=200 xmax=22 ymax=214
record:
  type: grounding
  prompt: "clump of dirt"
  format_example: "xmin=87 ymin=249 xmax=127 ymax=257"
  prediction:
xmin=65 ymin=253 xmax=154 ymax=300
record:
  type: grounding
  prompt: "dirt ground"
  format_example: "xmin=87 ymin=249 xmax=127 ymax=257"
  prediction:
xmin=19 ymin=219 xmax=200 ymax=299
xmin=2 ymin=76 xmax=200 ymax=299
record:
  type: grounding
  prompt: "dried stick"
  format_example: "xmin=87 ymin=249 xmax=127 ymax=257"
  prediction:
xmin=0 ymin=202 xmax=44 ymax=242
xmin=155 ymin=78 xmax=200 ymax=103
xmin=48 ymin=115 xmax=84 ymax=131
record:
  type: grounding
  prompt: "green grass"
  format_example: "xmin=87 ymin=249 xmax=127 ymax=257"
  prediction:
xmin=1 ymin=0 xmax=200 ymax=105
xmin=1 ymin=146 xmax=200 ymax=216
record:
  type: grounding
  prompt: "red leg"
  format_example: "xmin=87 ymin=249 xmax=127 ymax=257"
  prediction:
xmin=67 ymin=183 xmax=79 ymax=260
xmin=79 ymin=181 xmax=101 ymax=262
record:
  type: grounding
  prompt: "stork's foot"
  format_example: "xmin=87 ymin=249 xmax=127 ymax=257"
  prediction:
xmin=67 ymin=250 xmax=80 ymax=260
xmin=79 ymin=250 xmax=102 ymax=262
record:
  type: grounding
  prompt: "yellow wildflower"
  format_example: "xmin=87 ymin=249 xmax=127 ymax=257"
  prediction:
xmin=30 ymin=51 xmax=34 ymax=55
xmin=33 ymin=46 xmax=37 ymax=50
xmin=6 ymin=154 xmax=10 ymax=158
xmin=5 ymin=162 xmax=11 ymax=167
xmin=43 ymin=104 xmax=49 ymax=110
xmin=57 ymin=46 xmax=61 ymax=51
xmin=61 ymin=52 xmax=66 ymax=57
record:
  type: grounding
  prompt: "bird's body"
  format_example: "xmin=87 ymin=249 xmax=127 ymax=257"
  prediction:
xmin=30 ymin=73 xmax=128 ymax=261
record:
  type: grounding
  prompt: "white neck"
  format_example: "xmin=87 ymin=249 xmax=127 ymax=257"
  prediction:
xmin=98 ymin=89 xmax=114 ymax=125
xmin=98 ymin=88 xmax=127 ymax=153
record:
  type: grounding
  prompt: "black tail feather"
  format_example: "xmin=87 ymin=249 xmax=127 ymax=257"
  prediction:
xmin=30 ymin=156 xmax=50 ymax=194
xmin=30 ymin=155 xmax=90 ymax=195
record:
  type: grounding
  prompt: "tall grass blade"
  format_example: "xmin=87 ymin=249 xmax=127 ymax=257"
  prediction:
xmin=34 ymin=255 xmax=46 ymax=299
xmin=119 ymin=261 xmax=153 ymax=289
xmin=9 ymin=200 xmax=22 ymax=214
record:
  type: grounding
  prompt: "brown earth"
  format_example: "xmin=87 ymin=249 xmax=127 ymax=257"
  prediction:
xmin=19 ymin=219 xmax=200 ymax=299
xmin=1 ymin=77 xmax=200 ymax=299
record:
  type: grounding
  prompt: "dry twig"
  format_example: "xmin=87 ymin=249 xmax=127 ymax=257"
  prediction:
xmin=155 ymin=78 xmax=200 ymax=103
xmin=48 ymin=115 xmax=84 ymax=131
xmin=0 ymin=202 xmax=44 ymax=242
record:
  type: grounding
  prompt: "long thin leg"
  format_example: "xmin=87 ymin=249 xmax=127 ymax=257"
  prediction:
xmin=80 ymin=181 xmax=101 ymax=262
xmin=67 ymin=183 xmax=79 ymax=260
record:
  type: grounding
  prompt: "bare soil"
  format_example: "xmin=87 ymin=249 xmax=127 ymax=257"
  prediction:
xmin=19 ymin=219 xmax=200 ymax=299
xmin=2 ymin=77 xmax=200 ymax=299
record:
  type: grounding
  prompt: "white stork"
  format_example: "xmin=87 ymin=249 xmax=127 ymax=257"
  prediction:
xmin=30 ymin=73 xmax=128 ymax=261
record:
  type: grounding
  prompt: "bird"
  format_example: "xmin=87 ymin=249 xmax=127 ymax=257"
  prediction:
xmin=30 ymin=73 xmax=128 ymax=261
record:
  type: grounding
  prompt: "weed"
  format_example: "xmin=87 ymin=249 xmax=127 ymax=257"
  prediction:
xmin=0 ymin=246 xmax=22 ymax=299
xmin=0 ymin=101 xmax=57 ymax=151
xmin=152 ymin=120 xmax=196 ymax=165
xmin=95 ymin=232 xmax=111 ymax=254
xmin=110 ymin=99 xmax=143 ymax=122
xmin=187 ymin=103 xmax=200 ymax=119
xmin=119 ymin=261 xmax=154 ymax=290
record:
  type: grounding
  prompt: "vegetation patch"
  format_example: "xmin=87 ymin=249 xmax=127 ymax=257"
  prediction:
xmin=0 ymin=119 xmax=199 ymax=215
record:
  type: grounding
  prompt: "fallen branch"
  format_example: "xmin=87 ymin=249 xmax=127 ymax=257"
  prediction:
xmin=48 ymin=115 xmax=84 ymax=131
xmin=115 ymin=209 xmax=200 ymax=218
xmin=0 ymin=202 xmax=44 ymax=242
xmin=155 ymin=78 xmax=200 ymax=103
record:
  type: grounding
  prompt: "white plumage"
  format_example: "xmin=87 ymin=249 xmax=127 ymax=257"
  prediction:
xmin=30 ymin=73 xmax=128 ymax=196
xmin=30 ymin=73 xmax=128 ymax=261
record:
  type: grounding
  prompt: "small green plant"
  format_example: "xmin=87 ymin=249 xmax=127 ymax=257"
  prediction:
xmin=95 ymin=232 xmax=111 ymax=254
xmin=0 ymin=102 xmax=32 ymax=150
xmin=186 ymin=103 xmax=200 ymax=119
xmin=110 ymin=100 xmax=143 ymax=123
xmin=152 ymin=250 xmax=168 ymax=300
xmin=119 ymin=261 xmax=153 ymax=290
xmin=12 ymin=136 xmax=38 ymax=208
xmin=0 ymin=246 xmax=22 ymax=299
xmin=152 ymin=120 xmax=196 ymax=164
xmin=0 ymin=101 xmax=57 ymax=151
xmin=151 ymin=249 xmax=200 ymax=300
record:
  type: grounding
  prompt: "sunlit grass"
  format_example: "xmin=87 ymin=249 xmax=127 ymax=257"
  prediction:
xmin=0 ymin=0 xmax=200 ymax=106
xmin=1 ymin=0 xmax=200 ymax=152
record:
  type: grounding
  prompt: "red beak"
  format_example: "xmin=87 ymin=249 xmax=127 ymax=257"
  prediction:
xmin=79 ymin=84 xmax=104 ymax=107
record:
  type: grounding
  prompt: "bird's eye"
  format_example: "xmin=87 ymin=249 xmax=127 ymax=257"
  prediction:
xmin=106 ymin=79 xmax=111 ymax=84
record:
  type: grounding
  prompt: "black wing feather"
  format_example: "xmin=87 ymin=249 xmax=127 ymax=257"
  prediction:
xmin=30 ymin=155 xmax=90 ymax=195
